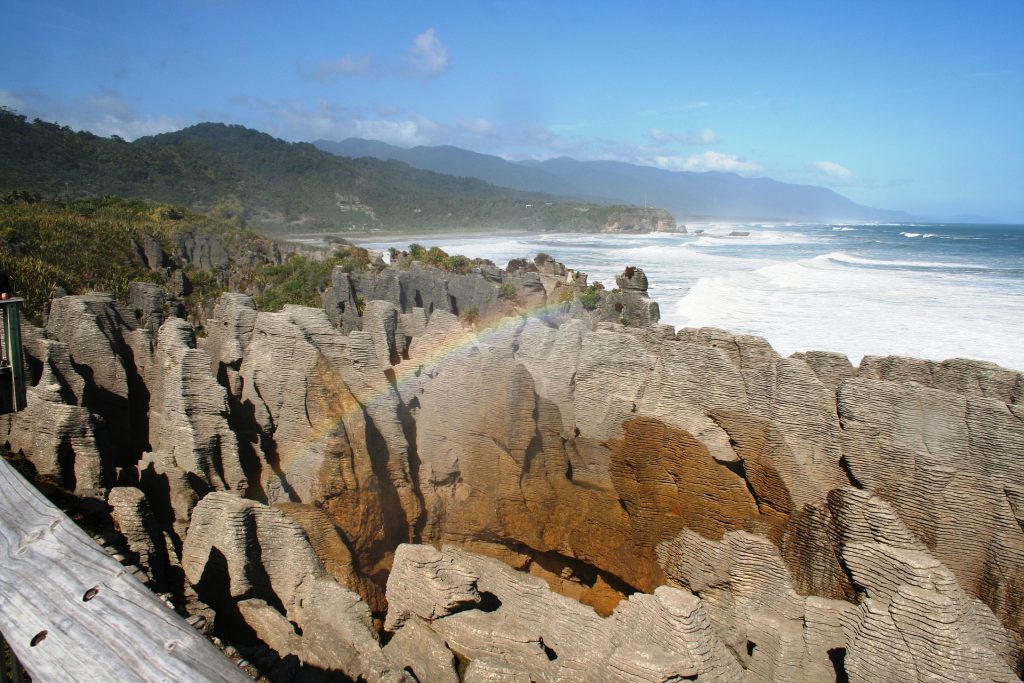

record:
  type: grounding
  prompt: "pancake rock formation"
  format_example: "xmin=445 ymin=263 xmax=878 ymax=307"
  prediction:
xmin=3 ymin=253 xmax=1022 ymax=681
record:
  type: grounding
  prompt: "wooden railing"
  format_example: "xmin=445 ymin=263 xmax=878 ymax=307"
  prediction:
xmin=0 ymin=457 xmax=249 ymax=682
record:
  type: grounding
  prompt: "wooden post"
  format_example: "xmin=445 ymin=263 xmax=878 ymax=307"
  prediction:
xmin=0 ymin=299 xmax=26 ymax=413
xmin=0 ymin=457 xmax=250 ymax=682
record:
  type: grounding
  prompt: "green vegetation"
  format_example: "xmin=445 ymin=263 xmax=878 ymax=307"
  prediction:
xmin=0 ymin=196 xmax=238 ymax=319
xmin=498 ymin=282 xmax=519 ymax=301
xmin=0 ymin=109 xmax=649 ymax=235
xmin=252 ymin=246 xmax=372 ymax=311
xmin=579 ymin=284 xmax=603 ymax=310
xmin=398 ymin=243 xmax=489 ymax=274
xmin=551 ymin=283 xmax=575 ymax=304
xmin=443 ymin=254 xmax=472 ymax=274
xmin=0 ymin=192 xmax=368 ymax=324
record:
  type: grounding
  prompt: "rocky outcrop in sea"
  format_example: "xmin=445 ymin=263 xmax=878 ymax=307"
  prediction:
xmin=3 ymin=253 xmax=1022 ymax=681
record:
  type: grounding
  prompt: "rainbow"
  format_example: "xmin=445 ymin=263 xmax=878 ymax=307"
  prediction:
xmin=272 ymin=296 xmax=577 ymax=490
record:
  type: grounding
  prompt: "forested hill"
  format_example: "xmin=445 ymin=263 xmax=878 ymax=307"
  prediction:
xmin=0 ymin=110 xmax=637 ymax=235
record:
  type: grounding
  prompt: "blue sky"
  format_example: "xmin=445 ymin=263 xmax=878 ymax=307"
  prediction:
xmin=2 ymin=0 xmax=1022 ymax=221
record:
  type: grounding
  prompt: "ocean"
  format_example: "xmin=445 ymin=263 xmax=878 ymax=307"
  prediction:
xmin=360 ymin=223 xmax=1024 ymax=372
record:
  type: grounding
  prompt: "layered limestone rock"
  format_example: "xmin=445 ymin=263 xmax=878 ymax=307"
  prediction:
xmin=235 ymin=304 xmax=419 ymax=579
xmin=7 ymin=257 xmax=1024 ymax=683
xmin=6 ymin=336 xmax=111 ymax=494
xmin=181 ymin=492 xmax=403 ymax=681
xmin=324 ymin=261 xmax=504 ymax=332
xmin=146 ymin=318 xmax=245 ymax=494
xmin=597 ymin=267 xmax=661 ymax=326
xmin=403 ymin=319 xmax=853 ymax=609
xmin=136 ymin=317 xmax=247 ymax=541
xmin=837 ymin=376 xmax=1024 ymax=635
xmin=200 ymin=292 xmax=257 ymax=399
xmin=43 ymin=293 xmax=148 ymax=461
xmin=384 ymin=543 xmax=745 ymax=682
xmin=276 ymin=502 xmax=385 ymax=614
xmin=107 ymin=485 xmax=169 ymax=588
xmin=324 ymin=257 xmax=554 ymax=333
xmin=601 ymin=207 xmax=677 ymax=233
xmin=858 ymin=354 xmax=1023 ymax=403
xmin=532 ymin=253 xmax=587 ymax=297
xmin=656 ymin=488 xmax=1022 ymax=681
xmin=127 ymin=281 xmax=167 ymax=334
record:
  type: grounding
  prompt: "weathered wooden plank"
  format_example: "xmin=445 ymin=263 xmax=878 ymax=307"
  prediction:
xmin=0 ymin=457 xmax=250 ymax=682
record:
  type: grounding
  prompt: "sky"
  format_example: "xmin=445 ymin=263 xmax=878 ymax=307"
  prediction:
xmin=2 ymin=0 xmax=1023 ymax=222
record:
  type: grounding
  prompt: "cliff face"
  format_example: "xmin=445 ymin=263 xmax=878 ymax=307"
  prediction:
xmin=602 ymin=207 xmax=679 ymax=233
xmin=4 ymin=257 xmax=1023 ymax=682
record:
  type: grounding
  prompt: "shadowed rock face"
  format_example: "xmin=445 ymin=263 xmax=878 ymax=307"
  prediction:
xmin=8 ymin=256 xmax=1024 ymax=682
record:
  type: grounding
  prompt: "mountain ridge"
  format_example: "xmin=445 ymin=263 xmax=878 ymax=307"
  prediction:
xmin=0 ymin=111 xmax=661 ymax=235
xmin=316 ymin=136 xmax=915 ymax=223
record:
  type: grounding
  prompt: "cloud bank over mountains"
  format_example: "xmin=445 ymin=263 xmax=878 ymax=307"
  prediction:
xmin=298 ymin=27 xmax=450 ymax=82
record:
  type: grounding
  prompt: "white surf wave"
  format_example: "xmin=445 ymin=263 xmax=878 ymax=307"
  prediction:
xmin=671 ymin=254 xmax=1023 ymax=369
xmin=361 ymin=229 xmax=1023 ymax=370
xmin=689 ymin=230 xmax=816 ymax=247
xmin=821 ymin=251 xmax=988 ymax=270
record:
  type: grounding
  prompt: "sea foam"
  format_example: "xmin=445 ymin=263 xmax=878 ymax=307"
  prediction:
xmin=362 ymin=222 xmax=1024 ymax=370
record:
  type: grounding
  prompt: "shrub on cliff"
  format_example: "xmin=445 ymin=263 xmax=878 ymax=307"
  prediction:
xmin=253 ymin=246 xmax=373 ymax=311
xmin=425 ymin=246 xmax=447 ymax=268
xmin=0 ymin=196 xmax=232 ymax=319
xmin=498 ymin=282 xmax=519 ymax=301
xmin=401 ymin=243 xmax=485 ymax=275
xmin=336 ymin=245 xmax=372 ymax=273
xmin=443 ymin=254 xmax=472 ymax=274
xmin=253 ymin=255 xmax=334 ymax=310
xmin=580 ymin=284 xmax=602 ymax=310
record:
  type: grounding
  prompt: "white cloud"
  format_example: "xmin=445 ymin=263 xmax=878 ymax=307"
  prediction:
xmin=321 ymin=55 xmax=370 ymax=76
xmin=298 ymin=55 xmax=371 ymax=82
xmin=813 ymin=160 xmax=854 ymax=185
xmin=84 ymin=92 xmax=132 ymax=119
xmin=265 ymin=100 xmax=439 ymax=146
xmin=72 ymin=89 xmax=181 ymax=139
xmin=0 ymin=89 xmax=27 ymax=111
xmin=406 ymin=28 xmax=449 ymax=76
xmin=352 ymin=119 xmax=433 ymax=146
xmin=683 ymin=101 xmax=711 ymax=110
xmin=89 ymin=113 xmax=181 ymax=140
xmin=654 ymin=151 xmax=762 ymax=174
xmin=456 ymin=117 xmax=496 ymax=135
xmin=374 ymin=102 xmax=403 ymax=117
xmin=301 ymin=29 xmax=449 ymax=83
xmin=649 ymin=127 xmax=719 ymax=146
xmin=3 ymin=87 xmax=181 ymax=140
xmin=639 ymin=101 xmax=711 ymax=116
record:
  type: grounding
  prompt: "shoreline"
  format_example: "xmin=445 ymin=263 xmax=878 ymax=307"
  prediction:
xmin=274 ymin=219 xmax=1023 ymax=247
xmin=277 ymin=227 xmax=537 ymax=247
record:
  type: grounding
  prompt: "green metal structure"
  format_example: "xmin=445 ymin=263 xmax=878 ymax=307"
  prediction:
xmin=0 ymin=298 xmax=26 ymax=414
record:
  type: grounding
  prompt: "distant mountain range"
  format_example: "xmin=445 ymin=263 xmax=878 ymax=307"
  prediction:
xmin=316 ymin=138 xmax=915 ymax=223
xmin=0 ymin=108 xmax=916 ymax=234
xmin=0 ymin=110 xmax=641 ymax=234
